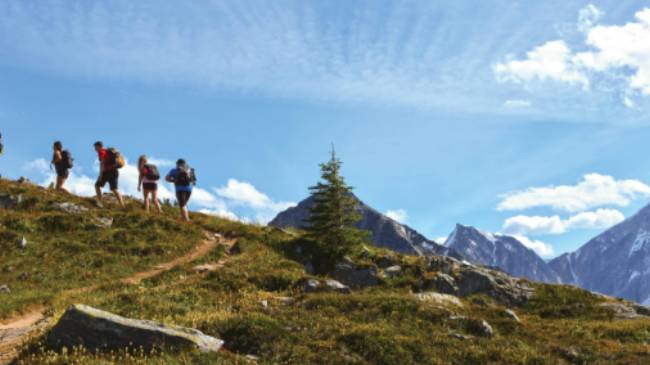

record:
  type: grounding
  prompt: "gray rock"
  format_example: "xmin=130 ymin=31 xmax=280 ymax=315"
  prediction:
xmin=424 ymin=273 xmax=459 ymax=295
xmin=599 ymin=302 xmax=643 ymax=320
xmin=17 ymin=177 xmax=30 ymax=184
xmin=324 ymin=280 xmax=352 ymax=294
xmin=456 ymin=267 xmax=534 ymax=306
xmin=504 ymin=309 xmax=521 ymax=323
xmin=54 ymin=202 xmax=89 ymax=214
xmin=46 ymin=304 xmax=224 ymax=353
xmin=0 ymin=284 xmax=10 ymax=294
xmin=448 ymin=332 xmax=473 ymax=341
xmin=377 ymin=255 xmax=400 ymax=269
xmin=383 ymin=265 xmax=403 ymax=278
xmin=414 ymin=293 xmax=464 ymax=308
xmin=474 ymin=320 xmax=494 ymax=338
xmin=19 ymin=236 xmax=27 ymax=249
xmin=0 ymin=193 xmax=22 ymax=209
xmin=429 ymin=256 xmax=461 ymax=275
xmin=331 ymin=261 xmax=380 ymax=289
xmin=92 ymin=217 xmax=114 ymax=229
xmin=303 ymin=279 xmax=321 ymax=293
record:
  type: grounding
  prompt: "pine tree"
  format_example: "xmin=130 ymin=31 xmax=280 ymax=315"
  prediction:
xmin=305 ymin=147 xmax=367 ymax=272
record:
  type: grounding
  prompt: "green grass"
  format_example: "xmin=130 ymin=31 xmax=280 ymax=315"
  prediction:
xmin=3 ymin=179 xmax=650 ymax=364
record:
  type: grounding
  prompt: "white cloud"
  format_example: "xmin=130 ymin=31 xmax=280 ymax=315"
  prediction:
xmin=503 ymin=208 xmax=625 ymax=236
xmin=578 ymin=4 xmax=603 ymax=33
xmin=497 ymin=174 xmax=650 ymax=212
xmin=496 ymin=6 xmax=650 ymax=105
xmin=511 ymin=235 xmax=555 ymax=257
xmin=503 ymin=99 xmax=531 ymax=109
xmin=385 ymin=209 xmax=408 ymax=223
xmin=214 ymin=179 xmax=295 ymax=223
xmin=494 ymin=40 xmax=589 ymax=88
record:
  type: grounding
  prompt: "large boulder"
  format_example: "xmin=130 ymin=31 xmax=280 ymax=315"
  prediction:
xmin=331 ymin=261 xmax=380 ymax=289
xmin=54 ymin=202 xmax=89 ymax=214
xmin=423 ymin=273 xmax=459 ymax=295
xmin=456 ymin=267 xmax=534 ymax=306
xmin=46 ymin=304 xmax=223 ymax=353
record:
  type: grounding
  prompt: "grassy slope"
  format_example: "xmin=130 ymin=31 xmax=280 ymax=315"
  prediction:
xmin=2 ymin=180 xmax=649 ymax=364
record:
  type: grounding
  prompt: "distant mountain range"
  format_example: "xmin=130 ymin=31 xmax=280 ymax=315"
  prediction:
xmin=549 ymin=203 xmax=650 ymax=306
xmin=269 ymin=195 xmax=462 ymax=258
xmin=271 ymin=195 xmax=650 ymax=305
xmin=444 ymin=224 xmax=561 ymax=284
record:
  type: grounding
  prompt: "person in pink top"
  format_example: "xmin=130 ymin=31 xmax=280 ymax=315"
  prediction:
xmin=137 ymin=155 xmax=163 ymax=213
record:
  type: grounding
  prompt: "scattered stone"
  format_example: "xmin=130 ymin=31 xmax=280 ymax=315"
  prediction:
xmin=632 ymin=304 xmax=650 ymax=317
xmin=324 ymin=279 xmax=352 ymax=294
xmin=46 ymin=304 xmax=224 ymax=353
xmin=0 ymin=193 xmax=22 ymax=209
xmin=504 ymin=309 xmax=521 ymax=323
xmin=54 ymin=202 xmax=89 ymax=214
xmin=273 ymin=296 xmax=295 ymax=305
xmin=448 ymin=332 xmax=473 ymax=341
xmin=260 ymin=300 xmax=269 ymax=309
xmin=17 ymin=177 xmax=30 ymax=184
xmin=473 ymin=320 xmax=494 ymax=338
xmin=18 ymin=272 xmax=30 ymax=281
xmin=245 ymin=354 xmax=260 ymax=363
xmin=557 ymin=347 xmax=582 ymax=364
xmin=19 ymin=236 xmax=27 ymax=249
xmin=414 ymin=292 xmax=464 ymax=308
xmin=424 ymin=273 xmax=459 ymax=295
xmin=599 ymin=302 xmax=642 ymax=320
xmin=229 ymin=241 xmax=242 ymax=255
xmin=383 ymin=265 xmax=403 ymax=278
xmin=92 ymin=217 xmax=114 ymax=229
xmin=303 ymin=279 xmax=321 ymax=293
xmin=2 ymin=265 xmax=13 ymax=273
xmin=0 ymin=284 xmax=10 ymax=294
xmin=331 ymin=261 xmax=380 ymax=289
xmin=194 ymin=263 xmax=220 ymax=274
xmin=360 ymin=245 xmax=372 ymax=259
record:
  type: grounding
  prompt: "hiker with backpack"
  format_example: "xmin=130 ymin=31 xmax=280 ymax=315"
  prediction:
xmin=137 ymin=155 xmax=162 ymax=214
xmin=165 ymin=159 xmax=196 ymax=222
xmin=51 ymin=141 xmax=72 ymax=192
xmin=94 ymin=141 xmax=125 ymax=207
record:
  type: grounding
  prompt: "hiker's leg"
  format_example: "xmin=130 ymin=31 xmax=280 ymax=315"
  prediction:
xmin=95 ymin=180 xmax=103 ymax=201
xmin=152 ymin=190 xmax=162 ymax=213
xmin=114 ymin=190 xmax=125 ymax=206
xmin=109 ymin=172 xmax=124 ymax=207
xmin=143 ymin=190 xmax=150 ymax=212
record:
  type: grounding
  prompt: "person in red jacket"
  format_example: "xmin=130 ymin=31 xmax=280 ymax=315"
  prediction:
xmin=94 ymin=141 xmax=124 ymax=207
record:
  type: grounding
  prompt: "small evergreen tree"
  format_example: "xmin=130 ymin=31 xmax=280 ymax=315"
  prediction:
xmin=305 ymin=147 xmax=367 ymax=272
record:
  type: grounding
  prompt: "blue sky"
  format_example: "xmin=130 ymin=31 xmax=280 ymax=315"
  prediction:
xmin=2 ymin=0 xmax=650 ymax=258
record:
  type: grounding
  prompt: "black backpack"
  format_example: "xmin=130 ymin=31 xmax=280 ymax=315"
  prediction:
xmin=144 ymin=164 xmax=160 ymax=181
xmin=176 ymin=165 xmax=196 ymax=186
xmin=61 ymin=150 xmax=73 ymax=169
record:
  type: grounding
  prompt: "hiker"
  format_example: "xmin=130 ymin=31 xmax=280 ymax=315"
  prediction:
xmin=51 ymin=141 xmax=72 ymax=193
xmin=165 ymin=159 xmax=196 ymax=222
xmin=137 ymin=155 xmax=163 ymax=213
xmin=94 ymin=141 xmax=125 ymax=207
xmin=0 ymin=132 xmax=3 ymax=178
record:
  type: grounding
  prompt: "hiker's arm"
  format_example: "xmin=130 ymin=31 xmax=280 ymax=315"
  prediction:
xmin=138 ymin=172 xmax=143 ymax=191
xmin=165 ymin=174 xmax=174 ymax=183
xmin=53 ymin=151 xmax=62 ymax=163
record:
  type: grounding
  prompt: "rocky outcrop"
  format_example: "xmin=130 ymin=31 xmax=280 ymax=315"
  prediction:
xmin=53 ymin=202 xmax=88 ymax=214
xmin=302 ymin=278 xmax=351 ymax=294
xmin=414 ymin=292 xmax=464 ymax=308
xmin=270 ymin=194 xmax=462 ymax=258
xmin=426 ymin=255 xmax=534 ymax=306
xmin=46 ymin=304 xmax=224 ymax=353
xmin=331 ymin=261 xmax=380 ymax=289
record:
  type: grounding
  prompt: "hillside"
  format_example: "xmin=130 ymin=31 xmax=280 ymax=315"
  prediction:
xmin=445 ymin=224 xmax=562 ymax=284
xmin=2 ymin=179 xmax=650 ymax=364
xmin=270 ymin=194 xmax=461 ymax=258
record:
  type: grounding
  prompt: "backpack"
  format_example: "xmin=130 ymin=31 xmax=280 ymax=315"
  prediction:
xmin=176 ymin=165 xmax=196 ymax=186
xmin=144 ymin=164 xmax=160 ymax=181
xmin=107 ymin=148 xmax=125 ymax=169
xmin=61 ymin=150 xmax=74 ymax=169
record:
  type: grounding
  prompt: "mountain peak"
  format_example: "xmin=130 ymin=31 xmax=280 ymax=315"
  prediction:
xmin=445 ymin=224 xmax=560 ymax=283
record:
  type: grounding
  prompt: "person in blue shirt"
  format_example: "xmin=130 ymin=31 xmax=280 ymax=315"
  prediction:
xmin=166 ymin=159 xmax=196 ymax=222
